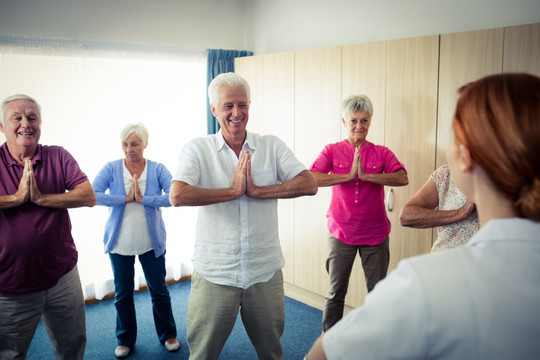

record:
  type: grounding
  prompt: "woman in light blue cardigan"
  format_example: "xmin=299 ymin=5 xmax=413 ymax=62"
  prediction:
xmin=92 ymin=123 xmax=179 ymax=358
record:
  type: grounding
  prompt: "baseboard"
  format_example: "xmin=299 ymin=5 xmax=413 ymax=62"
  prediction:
xmin=86 ymin=276 xmax=356 ymax=317
xmin=84 ymin=275 xmax=192 ymax=304
xmin=283 ymin=282 xmax=356 ymax=315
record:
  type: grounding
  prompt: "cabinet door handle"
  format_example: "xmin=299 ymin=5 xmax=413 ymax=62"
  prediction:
xmin=386 ymin=188 xmax=394 ymax=212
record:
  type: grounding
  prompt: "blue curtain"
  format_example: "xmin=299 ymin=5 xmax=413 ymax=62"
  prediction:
xmin=206 ymin=49 xmax=253 ymax=134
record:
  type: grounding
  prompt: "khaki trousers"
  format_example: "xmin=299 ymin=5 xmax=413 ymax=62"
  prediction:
xmin=187 ymin=270 xmax=285 ymax=360
xmin=0 ymin=266 xmax=86 ymax=360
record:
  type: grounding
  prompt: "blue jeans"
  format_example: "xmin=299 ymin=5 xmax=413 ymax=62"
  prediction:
xmin=109 ymin=251 xmax=177 ymax=347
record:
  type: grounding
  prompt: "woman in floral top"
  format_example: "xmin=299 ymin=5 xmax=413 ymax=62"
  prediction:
xmin=399 ymin=164 xmax=479 ymax=252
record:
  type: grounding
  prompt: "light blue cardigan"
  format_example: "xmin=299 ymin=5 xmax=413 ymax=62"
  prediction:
xmin=92 ymin=159 xmax=172 ymax=257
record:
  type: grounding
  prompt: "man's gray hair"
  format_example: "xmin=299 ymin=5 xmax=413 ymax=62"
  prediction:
xmin=208 ymin=72 xmax=251 ymax=107
xmin=1 ymin=94 xmax=41 ymax=125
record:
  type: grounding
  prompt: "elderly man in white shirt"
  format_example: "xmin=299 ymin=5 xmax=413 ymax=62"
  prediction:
xmin=170 ymin=72 xmax=318 ymax=360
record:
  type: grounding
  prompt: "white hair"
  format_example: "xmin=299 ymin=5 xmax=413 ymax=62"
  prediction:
xmin=208 ymin=72 xmax=251 ymax=107
xmin=342 ymin=94 xmax=374 ymax=119
xmin=1 ymin=94 xmax=41 ymax=125
xmin=120 ymin=123 xmax=149 ymax=146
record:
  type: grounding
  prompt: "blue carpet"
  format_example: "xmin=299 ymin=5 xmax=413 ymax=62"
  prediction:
xmin=27 ymin=279 xmax=322 ymax=359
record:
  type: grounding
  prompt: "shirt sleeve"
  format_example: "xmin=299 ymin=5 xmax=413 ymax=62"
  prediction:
xmin=309 ymin=144 xmax=333 ymax=173
xmin=381 ymin=146 xmax=406 ymax=174
xmin=92 ymin=161 xmax=126 ymax=207
xmin=273 ymin=136 xmax=308 ymax=182
xmin=323 ymin=260 xmax=429 ymax=359
xmin=60 ymin=147 xmax=89 ymax=190
xmin=142 ymin=162 xmax=172 ymax=208
xmin=173 ymin=140 xmax=202 ymax=186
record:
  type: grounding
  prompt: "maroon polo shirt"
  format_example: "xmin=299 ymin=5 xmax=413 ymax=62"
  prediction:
xmin=0 ymin=143 xmax=88 ymax=294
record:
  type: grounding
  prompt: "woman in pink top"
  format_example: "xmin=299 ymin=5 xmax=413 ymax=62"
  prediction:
xmin=310 ymin=94 xmax=408 ymax=331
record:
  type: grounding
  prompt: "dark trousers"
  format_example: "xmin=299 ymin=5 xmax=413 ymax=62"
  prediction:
xmin=109 ymin=251 xmax=177 ymax=347
xmin=322 ymin=235 xmax=389 ymax=331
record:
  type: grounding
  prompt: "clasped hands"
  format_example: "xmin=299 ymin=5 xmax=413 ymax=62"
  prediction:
xmin=13 ymin=160 xmax=44 ymax=205
xmin=126 ymin=174 xmax=143 ymax=203
xmin=348 ymin=146 xmax=367 ymax=181
xmin=231 ymin=150 xmax=261 ymax=198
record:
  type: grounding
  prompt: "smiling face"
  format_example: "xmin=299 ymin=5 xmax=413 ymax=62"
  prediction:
xmin=211 ymin=85 xmax=249 ymax=143
xmin=343 ymin=110 xmax=371 ymax=147
xmin=0 ymin=99 xmax=42 ymax=155
xmin=122 ymin=132 xmax=147 ymax=164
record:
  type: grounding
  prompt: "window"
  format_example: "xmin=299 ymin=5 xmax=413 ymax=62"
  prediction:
xmin=0 ymin=38 xmax=206 ymax=299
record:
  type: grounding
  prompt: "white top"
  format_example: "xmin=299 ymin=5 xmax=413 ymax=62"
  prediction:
xmin=112 ymin=161 xmax=153 ymax=255
xmin=173 ymin=131 xmax=307 ymax=288
xmin=323 ymin=218 xmax=540 ymax=359
xmin=431 ymin=164 xmax=479 ymax=252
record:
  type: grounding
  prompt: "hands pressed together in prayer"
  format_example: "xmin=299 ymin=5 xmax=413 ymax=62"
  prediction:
xmin=126 ymin=174 xmax=143 ymax=203
xmin=347 ymin=146 xmax=367 ymax=181
xmin=13 ymin=160 xmax=44 ymax=206
xmin=231 ymin=150 xmax=260 ymax=198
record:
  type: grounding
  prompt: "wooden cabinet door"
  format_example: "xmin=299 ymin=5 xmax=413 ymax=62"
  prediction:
xmin=503 ymin=23 xmax=540 ymax=76
xmin=293 ymin=46 xmax=342 ymax=296
xmin=385 ymin=35 xmax=439 ymax=273
xmin=437 ymin=29 xmax=504 ymax=168
xmin=262 ymin=52 xmax=297 ymax=283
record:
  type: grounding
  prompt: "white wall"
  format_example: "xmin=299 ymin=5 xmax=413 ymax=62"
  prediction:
xmin=0 ymin=0 xmax=251 ymax=51
xmin=1 ymin=0 xmax=539 ymax=54
xmin=248 ymin=0 xmax=540 ymax=53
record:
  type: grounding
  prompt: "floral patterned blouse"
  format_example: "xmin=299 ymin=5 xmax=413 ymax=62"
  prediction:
xmin=431 ymin=164 xmax=479 ymax=252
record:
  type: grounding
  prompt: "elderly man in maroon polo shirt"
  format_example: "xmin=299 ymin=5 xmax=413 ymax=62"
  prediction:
xmin=0 ymin=94 xmax=96 ymax=360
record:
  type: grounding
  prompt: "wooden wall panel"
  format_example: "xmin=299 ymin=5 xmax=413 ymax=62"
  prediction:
xmin=262 ymin=52 xmax=296 ymax=283
xmin=437 ymin=29 xmax=504 ymax=168
xmin=385 ymin=35 xmax=439 ymax=273
xmin=342 ymin=41 xmax=387 ymax=146
xmin=293 ymin=46 xmax=342 ymax=296
xmin=503 ymin=23 xmax=540 ymax=76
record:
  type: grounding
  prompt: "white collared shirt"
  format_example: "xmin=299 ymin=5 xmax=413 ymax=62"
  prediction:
xmin=173 ymin=131 xmax=307 ymax=288
xmin=323 ymin=218 xmax=540 ymax=359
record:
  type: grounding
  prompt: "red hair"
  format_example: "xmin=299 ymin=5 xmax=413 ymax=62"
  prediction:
xmin=453 ymin=73 xmax=540 ymax=221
